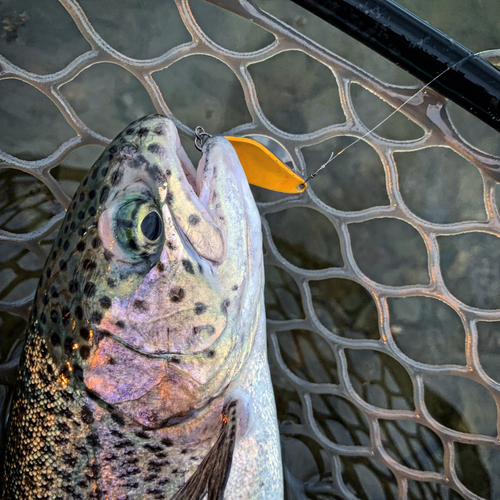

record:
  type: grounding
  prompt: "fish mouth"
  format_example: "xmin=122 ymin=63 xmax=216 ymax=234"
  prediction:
xmin=96 ymin=327 xmax=209 ymax=359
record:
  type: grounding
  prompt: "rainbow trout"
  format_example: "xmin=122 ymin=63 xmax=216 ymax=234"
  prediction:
xmin=2 ymin=115 xmax=282 ymax=499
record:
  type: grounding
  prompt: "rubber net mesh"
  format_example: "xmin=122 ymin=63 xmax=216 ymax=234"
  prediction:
xmin=1 ymin=0 xmax=500 ymax=498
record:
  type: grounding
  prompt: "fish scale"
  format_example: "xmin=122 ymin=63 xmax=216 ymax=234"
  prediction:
xmin=2 ymin=115 xmax=282 ymax=499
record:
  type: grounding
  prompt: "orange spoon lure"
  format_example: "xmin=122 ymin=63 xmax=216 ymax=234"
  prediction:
xmin=194 ymin=127 xmax=307 ymax=194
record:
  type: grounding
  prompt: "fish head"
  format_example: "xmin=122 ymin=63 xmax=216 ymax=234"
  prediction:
xmin=42 ymin=115 xmax=263 ymax=428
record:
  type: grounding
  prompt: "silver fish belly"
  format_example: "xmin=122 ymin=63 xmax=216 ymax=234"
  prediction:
xmin=2 ymin=115 xmax=283 ymax=499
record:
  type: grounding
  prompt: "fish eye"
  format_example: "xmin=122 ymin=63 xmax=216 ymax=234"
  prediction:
xmin=112 ymin=195 xmax=164 ymax=261
xmin=140 ymin=211 xmax=162 ymax=241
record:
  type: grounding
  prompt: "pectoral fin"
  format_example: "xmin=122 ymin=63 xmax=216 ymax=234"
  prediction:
xmin=172 ymin=400 xmax=238 ymax=500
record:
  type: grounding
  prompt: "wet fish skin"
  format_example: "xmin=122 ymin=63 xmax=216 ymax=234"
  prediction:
xmin=2 ymin=115 xmax=282 ymax=499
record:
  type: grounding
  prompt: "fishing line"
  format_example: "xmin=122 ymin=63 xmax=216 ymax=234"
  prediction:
xmin=296 ymin=52 xmax=478 ymax=191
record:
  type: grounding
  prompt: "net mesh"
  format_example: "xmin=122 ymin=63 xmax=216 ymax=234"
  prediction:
xmin=1 ymin=0 xmax=500 ymax=498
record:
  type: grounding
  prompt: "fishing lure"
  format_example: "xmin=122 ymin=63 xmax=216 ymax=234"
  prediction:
xmin=194 ymin=126 xmax=306 ymax=194
xmin=2 ymin=115 xmax=283 ymax=499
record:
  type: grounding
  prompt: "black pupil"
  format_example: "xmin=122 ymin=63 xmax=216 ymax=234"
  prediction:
xmin=141 ymin=211 xmax=162 ymax=241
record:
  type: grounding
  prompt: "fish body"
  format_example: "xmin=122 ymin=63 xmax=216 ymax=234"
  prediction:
xmin=2 ymin=115 xmax=283 ymax=499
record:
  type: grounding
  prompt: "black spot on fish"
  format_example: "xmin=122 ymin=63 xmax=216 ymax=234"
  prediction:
xmin=90 ymin=311 xmax=103 ymax=324
xmin=99 ymin=296 xmax=112 ymax=309
xmin=146 ymin=163 xmax=165 ymax=182
xmin=88 ymin=206 xmax=96 ymax=216
xmin=157 ymin=261 xmax=165 ymax=272
xmin=166 ymin=241 xmax=175 ymax=250
xmin=80 ymin=345 xmax=90 ymax=359
xmin=116 ymin=320 xmax=125 ymax=329
xmin=76 ymin=241 xmax=86 ymax=252
xmin=135 ymin=430 xmax=149 ymax=439
xmin=70 ymin=221 xmax=76 ymax=231
xmin=81 ymin=408 xmax=94 ymax=429
xmin=64 ymin=337 xmax=75 ymax=355
xmin=50 ymin=285 xmax=59 ymax=298
xmin=63 ymin=240 xmax=70 ymax=251
xmin=115 ymin=439 xmax=133 ymax=450
xmin=92 ymin=237 xmax=102 ymax=249
xmin=40 ymin=312 xmax=47 ymax=324
xmin=133 ymin=299 xmax=148 ymax=311
xmin=77 ymin=211 xmax=85 ymax=220
xmin=137 ymin=127 xmax=149 ymax=138
xmin=124 ymin=481 xmax=139 ymax=489
xmin=170 ymin=357 xmax=180 ymax=364
xmin=51 ymin=251 xmax=57 ymax=261
xmin=79 ymin=193 xmax=85 ymax=202
xmin=232 ymin=285 xmax=238 ymax=291
xmin=80 ymin=327 xmax=90 ymax=342
xmin=144 ymin=443 xmax=163 ymax=452
xmin=132 ymin=154 xmax=148 ymax=169
xmin=74 ymin=364 xmax=84 ymax=382
xmin=94 ymin=329 xmax=111 ymax=345
xmin=111 ymin=169 xmax=123 ymax=186
xmin=78 ymin=227 xmax=87 ymax=237
xmin=146 ymin=488 xmax=163 ymax=495
xmin=75 ymin=305 xmax=84 ymax=320
xmin=221 ymin=299 xmax=230 ymax=313
xmin=42 ymin=291 xmax=49 ymax=305
xmin=89 ymin=190 xmax=96 ymax=200
xmin=194 ymin=302 xmax=206 ymax=315
xmin=84 ymin=282 xmax=96 ymax=297
xmin=68 ymin=280 xmax=79 ymax=294
xmin=188 ymin=214 xmax=200 ymax=225
xmin=50 ymin=310 xmax=58 ymax=323
xmin=160 ymin=437 xmax=173 ymax=447
xmin=129 ymin=238 xmax=138 ymax=250
xmin=46 ymin=267 xmax=51 ymax=278
xmin=169 ymin=287 xmax=185 ymax=303
xmin=182 ymin=260 xmax=194 ymax=274
xmin=104 ymin=249 xmax=114 ymax=262
xmin=51 ymin=332 xmax=61 ymax=346
xmin=91 ymin=169 xmax=98 ymax=180
xmin=111 ymin=413 xmax=125 ymax=425
xmin=147 ymin=143 xmax=163 ymax=155
xmin=59 ymin=259 xmax=67 ymax=271
xmin=166 ymin=192 xmax=173 ymax=205
xmin=83 ymin=259 xmax=97 ymax=272
xmin=206 ymin=350 xmax=215 ymax=358
xmin=100 ymin=185 xmax=110 ymax=204
xmin=62 ymin=306 xmax=70 ymax=325
xmin=86 ymin=433 xmax=100 ymax=448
